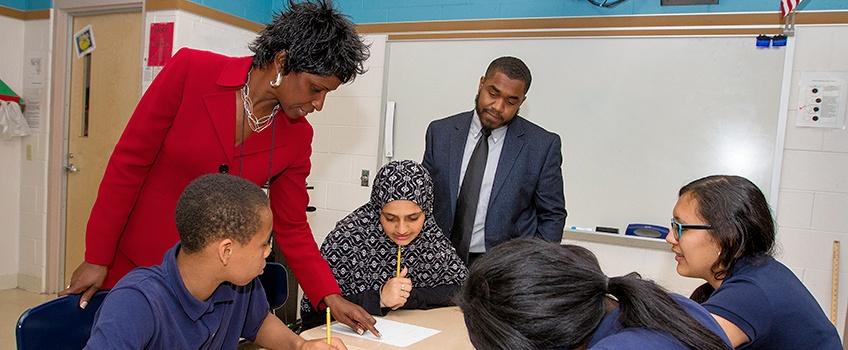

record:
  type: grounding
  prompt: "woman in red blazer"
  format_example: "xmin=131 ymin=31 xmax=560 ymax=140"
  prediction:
xmin=59 ymin=0 xmax=379 ymax=336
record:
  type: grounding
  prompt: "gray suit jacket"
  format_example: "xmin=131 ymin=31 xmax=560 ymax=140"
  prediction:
xmin=422 ymin=111 xmax=566 ymax=249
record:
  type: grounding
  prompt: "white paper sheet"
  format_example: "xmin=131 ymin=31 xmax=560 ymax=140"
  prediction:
xmin=325 ymin=317 xmax=440 ymax=347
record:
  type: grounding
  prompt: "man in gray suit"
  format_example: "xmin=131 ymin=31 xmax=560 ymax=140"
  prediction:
xmin=422 ymin=56 xmax=566 ymax=266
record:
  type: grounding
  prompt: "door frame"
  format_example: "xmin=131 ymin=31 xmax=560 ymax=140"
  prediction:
xmin=46 ymin=0 xmax=144 ymax=293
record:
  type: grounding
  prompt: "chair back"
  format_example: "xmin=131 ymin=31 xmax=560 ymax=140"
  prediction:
xmin=259 ymin=262 xmax=288 ymax=309
xmin=16 ymin=291 xmax=109 ymax=350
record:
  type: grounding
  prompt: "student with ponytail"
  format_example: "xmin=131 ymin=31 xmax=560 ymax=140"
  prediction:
xmin=458 ymin=239 xmax=730 ymax=350
xmin=669 ymin=175 xmax=840 ymax=349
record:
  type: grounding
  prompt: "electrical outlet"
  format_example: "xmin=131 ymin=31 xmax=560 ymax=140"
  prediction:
xmin=360 ymin=169 xmax=370 ymax=187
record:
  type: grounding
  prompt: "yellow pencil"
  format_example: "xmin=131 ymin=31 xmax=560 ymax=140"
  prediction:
xmin=396 ymin=245 xmax=402 ymax=278
xmin=326 ymin=306 xmax=331 ymax=344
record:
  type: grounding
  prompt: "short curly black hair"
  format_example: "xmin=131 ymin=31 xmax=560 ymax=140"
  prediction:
xmin=175 ymin=174 xmax=269 ymax=253
xmin=484 ymin=56 xmax=532 ymax=94
xmin=249 ymin=0 xmax=370 ymax=84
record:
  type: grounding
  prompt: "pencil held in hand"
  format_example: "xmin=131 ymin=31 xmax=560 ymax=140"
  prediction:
xmin=396 ymin=245 xmax=402 ymax=278
xmin=326 ymin=306 xmax=331 ymax=344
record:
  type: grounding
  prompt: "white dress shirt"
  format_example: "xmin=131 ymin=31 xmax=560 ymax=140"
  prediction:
xmin=458 ymin=111 xmax=508 ymax=253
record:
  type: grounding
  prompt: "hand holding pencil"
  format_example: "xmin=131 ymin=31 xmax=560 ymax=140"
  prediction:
xmin=297 ymin=306 xmax=348 ymax=350
xmin=381 ymin=267 xmax=411 ymax=310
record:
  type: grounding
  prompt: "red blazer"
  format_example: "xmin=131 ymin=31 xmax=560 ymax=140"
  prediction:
xmin=85 ymin=48 xmax=340 ymax=306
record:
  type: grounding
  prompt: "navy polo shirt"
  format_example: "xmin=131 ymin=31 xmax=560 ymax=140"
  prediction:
xmin=85 ymin=244 xmax=270 ymax=349
xmin=588 ymin=294 xmax=731 ymax=350
xmin=703 ymin=256 xmax=841 ymax=350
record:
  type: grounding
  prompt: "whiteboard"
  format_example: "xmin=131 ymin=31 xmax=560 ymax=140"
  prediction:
xmin=384 ymin=36 xmax=786 ymax=233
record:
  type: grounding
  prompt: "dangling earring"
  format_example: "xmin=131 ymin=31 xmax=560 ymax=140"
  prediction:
xmin=270 ymin=71 xmax=283 ymax=88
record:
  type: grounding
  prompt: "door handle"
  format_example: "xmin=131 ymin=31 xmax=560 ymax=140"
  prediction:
xmin=65 ymin=163 xmax=79 ymax=173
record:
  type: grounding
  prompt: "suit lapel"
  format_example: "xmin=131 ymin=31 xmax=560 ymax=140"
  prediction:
xmin=489 ymin=116 xmax=526 ymax=205
xmin=449 ymin=112 xmax=474 ymax=213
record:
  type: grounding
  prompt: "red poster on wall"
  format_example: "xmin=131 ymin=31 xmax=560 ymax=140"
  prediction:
xmin=148 ymin=22 xmax=174 ymax=67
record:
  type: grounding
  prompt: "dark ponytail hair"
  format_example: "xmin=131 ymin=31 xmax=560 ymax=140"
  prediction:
xmin=458 ymin=239 xmax=728 ymax=350
xmin=607 ymin=274 xmax=727 ymax=350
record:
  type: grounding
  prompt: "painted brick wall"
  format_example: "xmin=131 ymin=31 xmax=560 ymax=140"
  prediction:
xmin=305 ymin=35 xmax=386 ymax=245
xmin=16 ymin=18 xmax=51 ymax=292
xmin=775 ymin=24 xmax=848 ymax=335
xmin=0 ymin=14 xmax=25 ymax=290
xmin=142 ymin=9 xmax=256 ymax=92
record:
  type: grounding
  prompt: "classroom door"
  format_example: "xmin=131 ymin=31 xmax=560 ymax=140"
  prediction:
xmin=64 ymin=11 xmax=142 ymax=285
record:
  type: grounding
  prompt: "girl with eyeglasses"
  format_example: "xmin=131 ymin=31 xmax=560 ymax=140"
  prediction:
xmin=667 ymin=175 xmax=839 ymax=349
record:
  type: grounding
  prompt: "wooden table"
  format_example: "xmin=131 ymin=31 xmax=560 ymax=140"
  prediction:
xmin=301 ymin=307 xmax=474 ymax=350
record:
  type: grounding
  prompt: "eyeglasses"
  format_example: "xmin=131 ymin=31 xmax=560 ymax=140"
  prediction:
xmin=670 ymin=218 xmax=712 ymax=240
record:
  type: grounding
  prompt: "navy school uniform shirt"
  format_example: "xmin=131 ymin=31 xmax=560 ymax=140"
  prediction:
xmin=587 ymin=294 xmax=731 ymax=350
xmin=703 ymin=255 xmax=841 ymax=350
xmin=85 ymin=244 xmax=270 ymax=349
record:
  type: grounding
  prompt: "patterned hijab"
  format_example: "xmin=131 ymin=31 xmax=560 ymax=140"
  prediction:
xmin=301 ymin=160 xmax=468 ymax=313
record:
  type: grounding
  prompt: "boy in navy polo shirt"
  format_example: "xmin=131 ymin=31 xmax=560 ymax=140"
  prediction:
xmin=85 ymin=174 xmax=346 ymax=349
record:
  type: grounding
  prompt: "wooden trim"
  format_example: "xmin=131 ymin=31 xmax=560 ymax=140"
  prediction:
xmin=54 ymin=0 xmax=141 ymax=14
xmin=145 ymin=0 xmax=264 ymax=32
xmin=0 ymin=6 xmax=27 ymax=20
xmin=47 ymin=6 xmax=71 ymax=294
xmin=0 ymin=6 xmax=49 ymax=20
xmin=359 ymin=11 xmax=848 ymax=39
xmin=796 ymin=11 xmax=848 ymax=24
xmin=359 ymin=13 xmax=783 ymax=34
xmin=24 ymin=9 xmax=50 ymax=20
xmin=388 ymin=27 xmax=783 ymax=40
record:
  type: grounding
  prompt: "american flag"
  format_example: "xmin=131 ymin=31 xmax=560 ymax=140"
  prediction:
xmin=781 ymin=0 xmax=803 ymax=17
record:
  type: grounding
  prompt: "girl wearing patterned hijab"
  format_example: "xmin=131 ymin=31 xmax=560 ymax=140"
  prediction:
xmin=301 ymin=160 xmax=468 ymax=326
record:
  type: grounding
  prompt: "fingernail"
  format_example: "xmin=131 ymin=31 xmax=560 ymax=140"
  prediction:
xmin=80 ymin=301 xmax=88 ymax=309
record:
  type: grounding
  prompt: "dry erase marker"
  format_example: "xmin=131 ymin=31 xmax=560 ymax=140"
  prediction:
xmin=396 ymin=245 xmax=402 ymax=277
xmin=570 ymin=226 xmax=594 ymax=233
xmin=326 ymin=306 xmax=331 ymax=344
